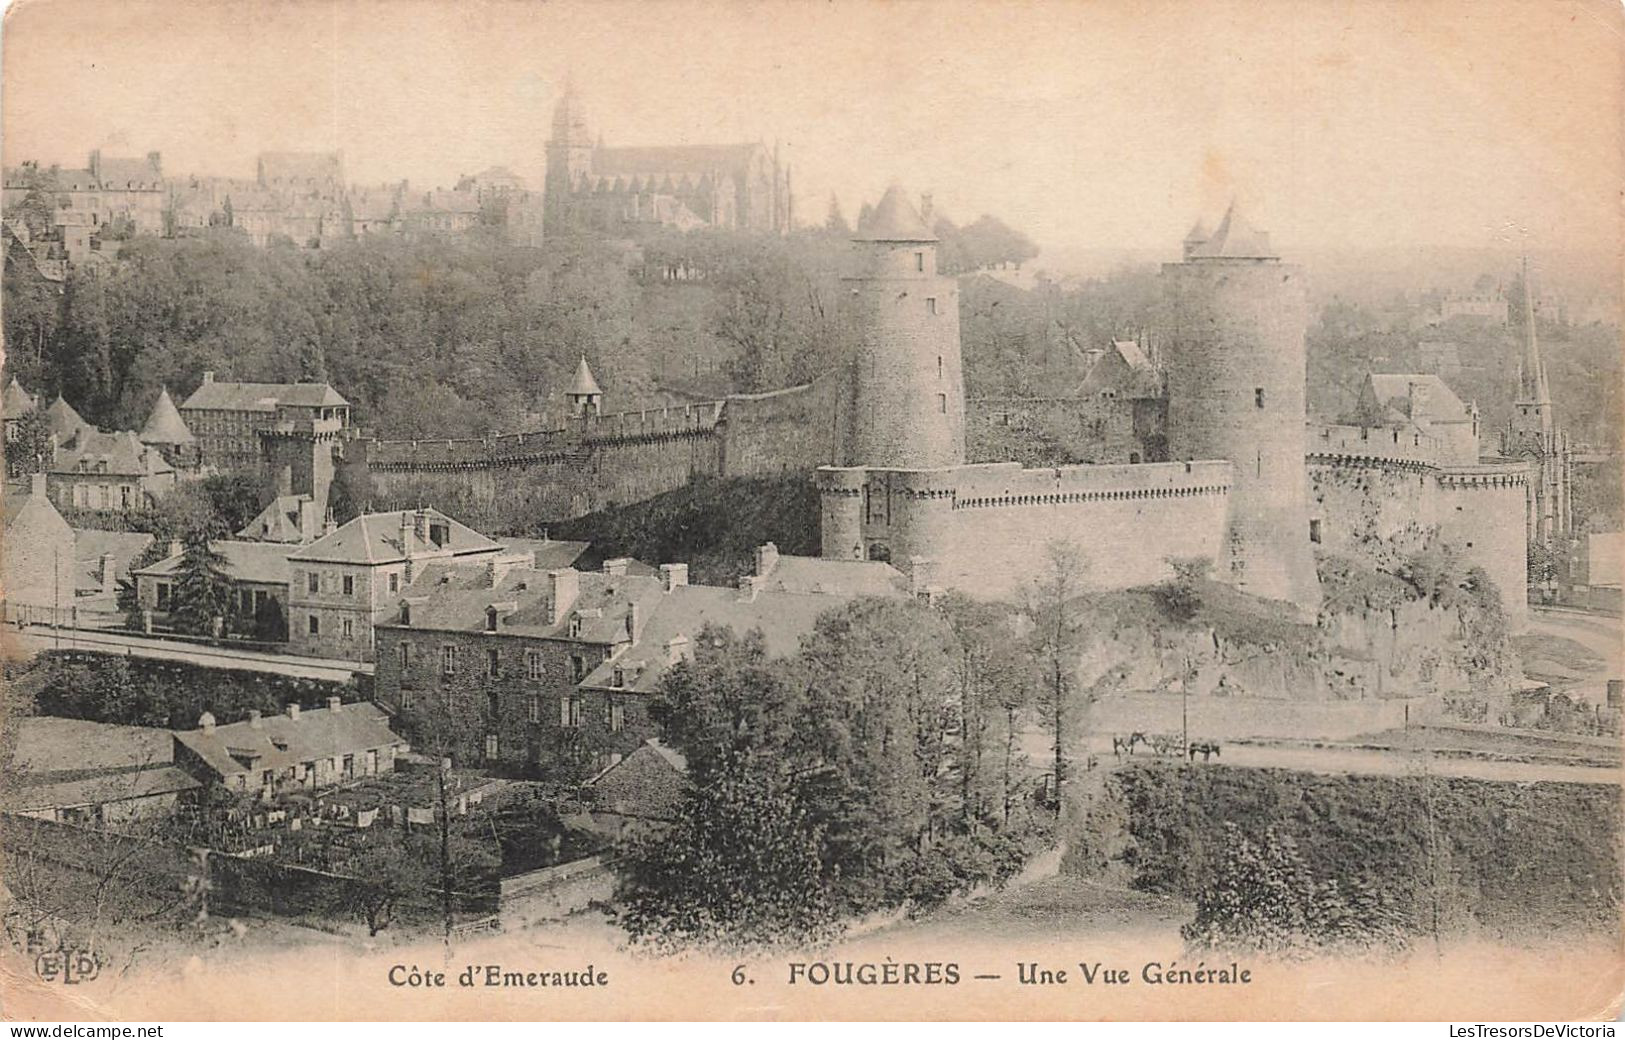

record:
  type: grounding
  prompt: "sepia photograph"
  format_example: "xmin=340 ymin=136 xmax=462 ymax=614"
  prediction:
xmin=0 ymin=0 xmax=1620 ymax=1024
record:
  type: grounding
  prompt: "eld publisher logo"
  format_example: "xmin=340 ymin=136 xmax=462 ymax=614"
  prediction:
xmin=33 ymin=948 xmax=101 ymax=985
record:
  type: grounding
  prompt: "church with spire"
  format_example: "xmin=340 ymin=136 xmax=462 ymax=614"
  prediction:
xmin=542 ymin=78 xmax=793 ymax=235
xmin=1497 ymin=258 xmax=1573 ymax=545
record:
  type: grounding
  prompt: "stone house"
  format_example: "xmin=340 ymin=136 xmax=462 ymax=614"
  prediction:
xmin=172 ymin=699 xmax=406 ymax=796
xmin=178 ymin=373 xmax=350 ymax=474
xmin=285 ymin=508 xmax=508 ymax=662
xmin=46 ymin=427 xmax=176 ymax=510
xmin=133 ymin=539 xmax=293 ymax=637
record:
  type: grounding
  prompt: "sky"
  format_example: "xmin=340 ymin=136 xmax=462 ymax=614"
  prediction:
xmin=3 ymin=0 xmax=1621 ymax=264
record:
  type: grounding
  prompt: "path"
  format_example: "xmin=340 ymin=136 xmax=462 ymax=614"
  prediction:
xmin=1527 ymin=606 xmax=1622 ymax=687
xmin=2 ymin=624 xmax=372 ymax=682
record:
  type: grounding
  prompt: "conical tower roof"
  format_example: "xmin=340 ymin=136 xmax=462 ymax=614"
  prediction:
xmin=44 ymin=394 xmax=86 ymax=439
xmin=854 ymin=183 xmax=937 ymax=243
xmin=1183 ymin=216 xmax=1212 ymax=244
xmin=1188 ymin=201 xmax=1276 ymax=259
xmin=2 ymin=378 xmax=36 ymax=417
xmin=569 ymin=355 xmax=603 ymax=396
xmin=139 ymin=386 xmax=195 ymax=445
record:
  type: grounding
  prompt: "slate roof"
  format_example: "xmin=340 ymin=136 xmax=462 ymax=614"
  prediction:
xmin=1363 ymin=374 xmax=1469 ymax=424
xmin=74 ymin=529 xmax=156 ymax=591
xmin=578 ymin=581 xmax=863 ymax=695
xmin=755 ymin=555 xmax=908 ymax=597
xmin=3 ymin=767 xmax=201 ymax=812
xmin=173 ymin=702 xmax=402 ymax=780
xmin=2 ymin=378 xmax=36 ymax=417
xmin=496 ymin=537 xmax=591 ymax=572
xmin=9 ymin=716 xmax=174 ymax=775
xmin=591 ymin=143 xmax=761 ymax=177
xmin=1188 ymin=202 xmax=1277 ymax=260
xmin=179 ymin=380 xmax=348 ymax=412
xmin=569 ymin=356 xmax=603 ymax=396
xmin=855 ymin=184 xmax=937 ymax=243
xmin=389 ymin=565 xmax=663 ymax=644
xmin=43 ymin=395 xmax=87 ymax=439
xmin=51 ymin=429 xmax=173 ymax=479
xmin=134 ymin=540 xmax=294 ymax=586
xmin=139 ymin=387 xmax=194 ymax=444
xmin=288 ymin=509 xmax=502 ymax=565
xmin=238 ymin=494 xmax=313 ymax=543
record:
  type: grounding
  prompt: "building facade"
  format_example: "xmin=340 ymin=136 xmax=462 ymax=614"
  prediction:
xmin=178 ymin=373 xmax=350 ymax=476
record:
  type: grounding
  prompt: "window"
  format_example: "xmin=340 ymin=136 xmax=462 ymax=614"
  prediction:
xmin=487 ymin=690 xmax=499 ymax=715
xmin=612 ymin=666 xmax=625 ymax=688
xmin=156 ymin=583 xmax=172 ymax=610
xmin=484 ymin=734 xmax=498 ymax=760
xmin=429 ymin=522 xmax=449 ymax=547
xmin=342 ymin=617 xmax=354 ymax=640
xmin=915 ymin=251 xmax=924 ymax=272
xmin=307 ymin=572 xmax=320 ymax=595
xmin=560 ymin=696 xmax=583 ymax=728
xmin=342 ymin=575 xmax=354 ymax=596
xmin=926 ymin=297 xmax=938 ymax=315
xmin=399 ymin=642 xmax=412 ymax=670
xmin=486 ymin=647 xmax=500 ymax=678
xmin=608 ymin=700 xmax=625 ymax=733
xmin=1309 ymin=519 xmax=1322 ymax=544
xmin=527 ymin=694 xmax=541 ymax=723
xmin=569 ymin=616 xmax=582 ymax=638
xmin=388 ymin=573 xmax=399 ymax=593
xmin=240 ymin=589 xmax=254 ymax=614
xmin=442 ymin=645 xmax=457 ymax=676
xmin=486 ymin=606 xmax=499 ymax=633
xmin=308 ymin=615 xmax=320 ymax=636
xmin=1254 ymin=387 xmax=1265 ymax=409
xmin=400 ymin=603 xmax=411 ymax=626
xmin=937 ymin=393 xmax=948 ymax=414
xmin=570 ymin=655 xmax=586 ymax=683
xmin=526 ymin=650 xmax=544 ymax=680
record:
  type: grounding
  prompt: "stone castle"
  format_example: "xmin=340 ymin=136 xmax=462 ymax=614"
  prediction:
xmin=354 ymin=187 xmax=1531 ymax=624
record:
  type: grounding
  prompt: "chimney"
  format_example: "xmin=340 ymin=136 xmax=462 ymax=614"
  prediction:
xmin=327 ymin=696 xmax=342 ymax=713
xmin=400 ymin=511 xmax=413 ymax=555
xmin=168 ymin=539 xmax=183 ymax=559
xmin=247 ymin=709 xmax=262 ymax=729
xmin=625 ymin=602 xmax=639 ymax=640
xmin=485 ymin=558 xmax=499 ymax=588
xmin=547 ymin=569 xmax=580 ymax=625
xmin=754 ymin=542 xmax=780 ymax=578
xmin=298 ymin=497 xmax=319 ymax=542
xmin=275 ymin=463 xmax=293 ymax=497
xmin=664 ymin=634 xmax=690 ymax=664
xmin=198 ymin=711 xmax=216 ymax=734
xmin=285 ymin=703 xmax=301 ymax=721
xmin=919 ymin=193 xmax=934 ymax=227
xmin=98 ymin=552 xmax=117 ymax=595
xmin=201 ymin=370 xmax=214 ymax=384
xmin=28 ymin=472 xmax=46 ymax=499
xmin=737 ymin=575 xmax=761 ymax=602
xmin=602 ymin=558 xmax=631 ymax=578
xmin=413 ymin=509 xmax=428 ymax=543
xmin=659 ymin=563 xmax=689 ymax=592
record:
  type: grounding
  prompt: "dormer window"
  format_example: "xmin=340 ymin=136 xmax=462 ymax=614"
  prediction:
xmin=915 ymin=252 xmax=924 ymax=272
xmin=400 ymin=602 xmax=411 ymax=626
xmin=486 ymin=605 xmax=498 ymax=632
xmin=569 ymin=615 xmax=583 ymax=638
xmin=612 ymin=666 xmax=625 ymax=688
xmin=429 ymin=522 xmax=450 ymax=547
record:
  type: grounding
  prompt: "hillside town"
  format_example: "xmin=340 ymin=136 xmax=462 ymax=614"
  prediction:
xmin=2 ymin=71 xmax=1621 ymax=980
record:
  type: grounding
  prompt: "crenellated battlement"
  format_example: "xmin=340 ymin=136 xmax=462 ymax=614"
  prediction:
xmin=1308 ymin=422 xmax=1445 ymax=465
xmin=1437 ymin=463 xmax=1529 ymax=490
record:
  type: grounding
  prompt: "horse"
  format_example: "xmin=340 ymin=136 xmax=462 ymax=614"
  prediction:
xmin=1112 ymin=732 xmax=1148 ymax=757
xmin=1187 ymin=740 xmax=1221 ymax=763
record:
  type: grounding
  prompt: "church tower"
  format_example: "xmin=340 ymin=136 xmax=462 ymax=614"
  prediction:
xmin=1162 ymin=203 xmax=1321 ymax=612
xmin=544 ymin=78 xmax=594 ymax=232
xmin=1502 ymin=256 xmax=1572 ymax=543
xmin=842 ymin=184 xmax=964 ymax=469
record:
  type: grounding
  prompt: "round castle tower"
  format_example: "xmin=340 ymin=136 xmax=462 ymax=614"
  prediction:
xmin=842 ymin=184 xmax=965 ymax=469
xmin=1162 ymin=203 xmax=1321 ymax=612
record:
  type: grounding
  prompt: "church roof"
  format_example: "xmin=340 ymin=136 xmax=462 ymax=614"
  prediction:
xmin=2 ymin=378 xmax=36 ymax=417
xmin=43 ymin=395 xmax=86 ymax=439
xmin=139 ymin=387 xmax=194 ymax=445
xmin=591 ymin=144 xmax=762 ymax=178
xmin=1183 ymin=217 xmax=1212 ymax=244
xmin=1188 ymin=202 xmax=1276 ymax=259
xmin=855 ymin=184 xmax=937 ymax=243
xmin=1363 ymin=374 xmax=1469 ymax=425
xmin=569 ymin=356 xmax=603 ymax=396
xmin=1516 ymin=258 xmax=1552 ymax=404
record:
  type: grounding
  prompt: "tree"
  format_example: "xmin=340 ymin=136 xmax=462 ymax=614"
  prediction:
xmin=199 ymin=473 xmax=270 ymax=536
xmin=4 ymin=410 xmax=53 ymax=478
xmin=169 ymin=538 xmax=236 ymax=639
xmin=340 ymin=833 xmax=435 ymax=936
xmin=1020 ymin=542 xmax=1090 ymax=808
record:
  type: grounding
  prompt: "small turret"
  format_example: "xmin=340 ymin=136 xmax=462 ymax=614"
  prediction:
xmin=567 ymin=355 xmax=603 ymax=417
xmin=139 ymin=386 xmax=195 ymax=446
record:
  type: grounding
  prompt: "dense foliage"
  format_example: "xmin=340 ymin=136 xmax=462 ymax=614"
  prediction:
xmin=618 ymin=600 xmax=1055 ymax=950
xmin=1070 ymin=763 xmax=1621 ymax=941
